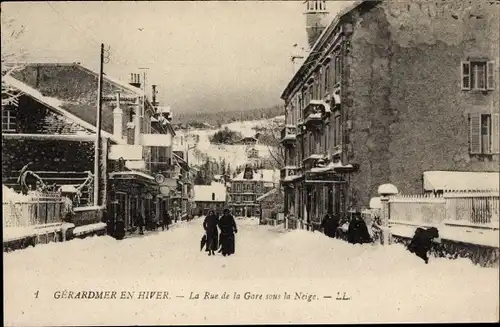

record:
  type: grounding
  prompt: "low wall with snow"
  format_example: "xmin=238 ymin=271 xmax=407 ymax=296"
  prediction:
xmin=73 ymin=206 xmax=104 ymax=227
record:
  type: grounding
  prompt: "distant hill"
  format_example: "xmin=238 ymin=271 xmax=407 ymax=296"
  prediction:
xmin=172 ymin=105 xmax=284 ymax=128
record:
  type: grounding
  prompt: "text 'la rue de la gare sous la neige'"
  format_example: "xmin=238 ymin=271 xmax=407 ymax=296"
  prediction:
xmin=53 ymin=290 xmax=351 ymax=302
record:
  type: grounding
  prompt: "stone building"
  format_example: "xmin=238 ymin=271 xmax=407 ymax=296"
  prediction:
xmin=280 ymin=0 xmax=500 ymax=229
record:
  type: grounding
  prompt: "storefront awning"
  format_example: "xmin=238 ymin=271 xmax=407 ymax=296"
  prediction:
xmin=423 ymin=171 xmax=500 ymax=192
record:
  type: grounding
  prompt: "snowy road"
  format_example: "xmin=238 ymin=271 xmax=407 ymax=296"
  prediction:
xmin=4 ymin=217 xmax=499 ymax=325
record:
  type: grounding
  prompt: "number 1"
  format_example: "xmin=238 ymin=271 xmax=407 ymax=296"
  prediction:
xmin=34 ymin=291 xmax=39 ymax=298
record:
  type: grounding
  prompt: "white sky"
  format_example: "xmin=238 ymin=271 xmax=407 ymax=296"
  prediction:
xmin=2 ymin=1 xmax=354 ymax=114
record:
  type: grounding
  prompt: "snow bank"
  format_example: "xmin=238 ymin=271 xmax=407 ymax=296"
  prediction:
xmin=2 ymin=185 xmax=30 ymax=203
xmin=72 ymin=223 xmax=107 ymax=236
xmin=4 ymin=217 xmax=498 ymax=325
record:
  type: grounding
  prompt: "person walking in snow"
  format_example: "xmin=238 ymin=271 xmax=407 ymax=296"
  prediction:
xmin=218 ymin=208 xmax=238 ymax=256
xmin=136 ymin=212 xmax=145 ymax=235
xmin=203 ymin=210 xmax=219 ymax=256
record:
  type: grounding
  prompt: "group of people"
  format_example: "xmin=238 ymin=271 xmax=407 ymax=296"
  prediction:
xmin=202 ymin=209 xmax=238 ymax=256
xmin=320 ymin=212 xmax=376 ymax=244
xmin=320 ymin=212 xmax=441 ymax=264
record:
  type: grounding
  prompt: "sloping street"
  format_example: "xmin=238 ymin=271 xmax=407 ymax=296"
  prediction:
xmin=4 ymin=218 xmax=499 ymax=325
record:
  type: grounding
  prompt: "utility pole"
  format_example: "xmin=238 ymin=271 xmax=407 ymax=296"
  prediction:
xmin=94 ymin=43 xmax=104 ymax=207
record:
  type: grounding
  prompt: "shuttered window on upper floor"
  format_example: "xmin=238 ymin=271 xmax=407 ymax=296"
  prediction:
xmin=462 ymin=61 xmax=495 ymax=91
xmin=469 ymin=113 xmax=499 ymax=155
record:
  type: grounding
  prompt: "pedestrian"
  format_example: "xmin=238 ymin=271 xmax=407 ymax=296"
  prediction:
xmin=347 ymin=213 xmax=372 ymax=244
xmin=320 ymin=214 xmax=332 ymax=237
xmin=136 ymin=211 xmax=145 ymax=235
xmin=407 ymin=227 xmax=441 ymax=264
xmin=203 ymin=210 xmax=219 ymax=256
xmin=218 ymin=208 xmax=238 ymax=256
xmin=162 ymin=210 xmax=171 ymax=231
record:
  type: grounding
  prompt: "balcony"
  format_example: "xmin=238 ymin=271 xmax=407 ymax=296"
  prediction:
xmin=303 ymin=100 xmax=331 ymax=128
xmin=280 ymin=165 xmax=299 ymax=183
xmin=280 ymin=125 xmax=296 ymax=146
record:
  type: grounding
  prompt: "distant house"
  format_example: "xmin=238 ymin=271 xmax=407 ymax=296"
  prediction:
xmin=256 ymin=187 xmax=284 ymax=225
xmin=193 ymin=182 xmax=227 ymax=216
xmin=228 ymin=166 xmax=279 ymax=217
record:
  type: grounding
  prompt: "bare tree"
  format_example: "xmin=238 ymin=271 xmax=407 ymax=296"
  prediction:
xmin=255 ymin=118 xmax=285 ymax=169
xmin=1 ymin=18 xmax=27 ymax=106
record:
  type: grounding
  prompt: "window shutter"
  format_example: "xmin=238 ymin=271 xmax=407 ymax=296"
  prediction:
xmin=469 ymin=113 xmax=482 ymax=154
xmin=487 ymin=61 xmax=495 ymax=90
xmin=491 ymin=113 xmax=500 ymax=154
xmin=461 ymin=61 xmax=471 ymax=90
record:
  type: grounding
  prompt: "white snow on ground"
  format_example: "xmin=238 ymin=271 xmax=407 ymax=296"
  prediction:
xmin=4 ymin=218 xmax=499 ymax=325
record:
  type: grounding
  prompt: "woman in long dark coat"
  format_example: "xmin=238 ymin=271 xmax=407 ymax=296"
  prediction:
xmin=218 ymin=209 xmax=238 ymax=256
xmin=203 ymin=210 xmax=219 ymax=256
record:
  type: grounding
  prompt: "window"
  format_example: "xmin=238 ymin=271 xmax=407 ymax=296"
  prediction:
xmin=462 ymin=61 xmax=495 ymax=91
xmin=334 ymin=115 xmax=341 ymax=147
xmin=2 ymin=106 xmax=16 ymax=132
xmin=334 ymin=55 xmax=342 ymax=84
xmin=324 ymin=65 xmax=330 ymax=93
xmin=469 ymin=113 xmax=499 ymax=154
xmin=212 ymin=193 xmax=215 ymax=201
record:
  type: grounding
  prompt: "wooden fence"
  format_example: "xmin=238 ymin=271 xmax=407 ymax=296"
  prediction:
xmin=388 ymin=191 xmax=499 ymax=227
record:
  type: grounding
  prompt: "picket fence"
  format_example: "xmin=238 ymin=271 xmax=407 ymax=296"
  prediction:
xmin=388 ymin=191 xmax=500 ymax=227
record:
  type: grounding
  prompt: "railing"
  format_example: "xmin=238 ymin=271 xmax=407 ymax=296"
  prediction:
xmin=3 ymin=197 xmax=69 ymax=228
xmin=388 ymin=192 xmax=500 ymax=228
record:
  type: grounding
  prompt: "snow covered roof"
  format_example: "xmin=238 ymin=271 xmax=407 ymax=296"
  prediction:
xmin=232 ymin=169 xmax=280 ymax=183
xmin=423 ymin=171 xmax=500 ymax=192
xmin=193 ymin=182 xmax=227 ymax=202
xmin=310 ymin=160 xmax=354 ymax=173
xmin=3 ymin=75 xmax=125 ymax=145
xmin=78 ymin=64 xmax=144 ymax=96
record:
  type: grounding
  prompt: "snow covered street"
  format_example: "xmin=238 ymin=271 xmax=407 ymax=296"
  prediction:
xmin=4 ymin=217 xmax=499 ymax=325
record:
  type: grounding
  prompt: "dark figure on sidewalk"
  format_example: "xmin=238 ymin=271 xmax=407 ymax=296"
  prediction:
xmin=162 ymin=211 xmax=171 ymax=231
xmin=136 ymin=212 xmax=145 ymax=235
xmin=203 ymin=210 xmax=219 ymax=256
xmin=407 ymin=227 xmax=441 ymax=264
xmin=347 ymin=213 xmax=372 ymax=244
xmin=218 ymin=209 xmax=238 ymax=256
xmin=320 ymin=214 xmax=339 ymax=238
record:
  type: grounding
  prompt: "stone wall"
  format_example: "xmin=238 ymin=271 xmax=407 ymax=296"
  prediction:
xmin=344 ymin=0 xmax=500 ymax=209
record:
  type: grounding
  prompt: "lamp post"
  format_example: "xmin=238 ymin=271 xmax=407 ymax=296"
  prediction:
xmin=377 ymin=183 xmax=398 ymax=245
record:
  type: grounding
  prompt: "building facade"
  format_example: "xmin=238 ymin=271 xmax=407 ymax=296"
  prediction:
xmin=13 ymin=63 xmax=178 ymax=233
xmin=228 ymin=167 xmax=279 ymax=217
xmin=193 ymin=181 xmax=227 ymax=216
xmin=280 ymin=0 xmax=500 ymax=229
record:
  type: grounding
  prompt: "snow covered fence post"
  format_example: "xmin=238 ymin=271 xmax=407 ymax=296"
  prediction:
xmin=378 ymin=184 xmax=398 ymax=246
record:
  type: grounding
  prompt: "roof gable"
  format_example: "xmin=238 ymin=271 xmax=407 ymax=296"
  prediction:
xmin=3 ymin=75 xmax=123 ymax=144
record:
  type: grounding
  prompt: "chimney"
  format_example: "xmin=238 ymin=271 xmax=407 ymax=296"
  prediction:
xmin=113 ymin=92 xmax=123 ymax=139
xmin=130 ymin=73 xmax=141 ymax=88
xmin=304 ymin=0 xmax=329 ymax=49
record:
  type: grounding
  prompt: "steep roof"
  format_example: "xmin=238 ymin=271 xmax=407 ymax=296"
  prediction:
xmin=3 ymin=75 xmax=124 ymax=144
xmin=193 ymin=182 xmax=227 ymax=202
xmin=12 ymin=63 xmax=150 ymax=134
